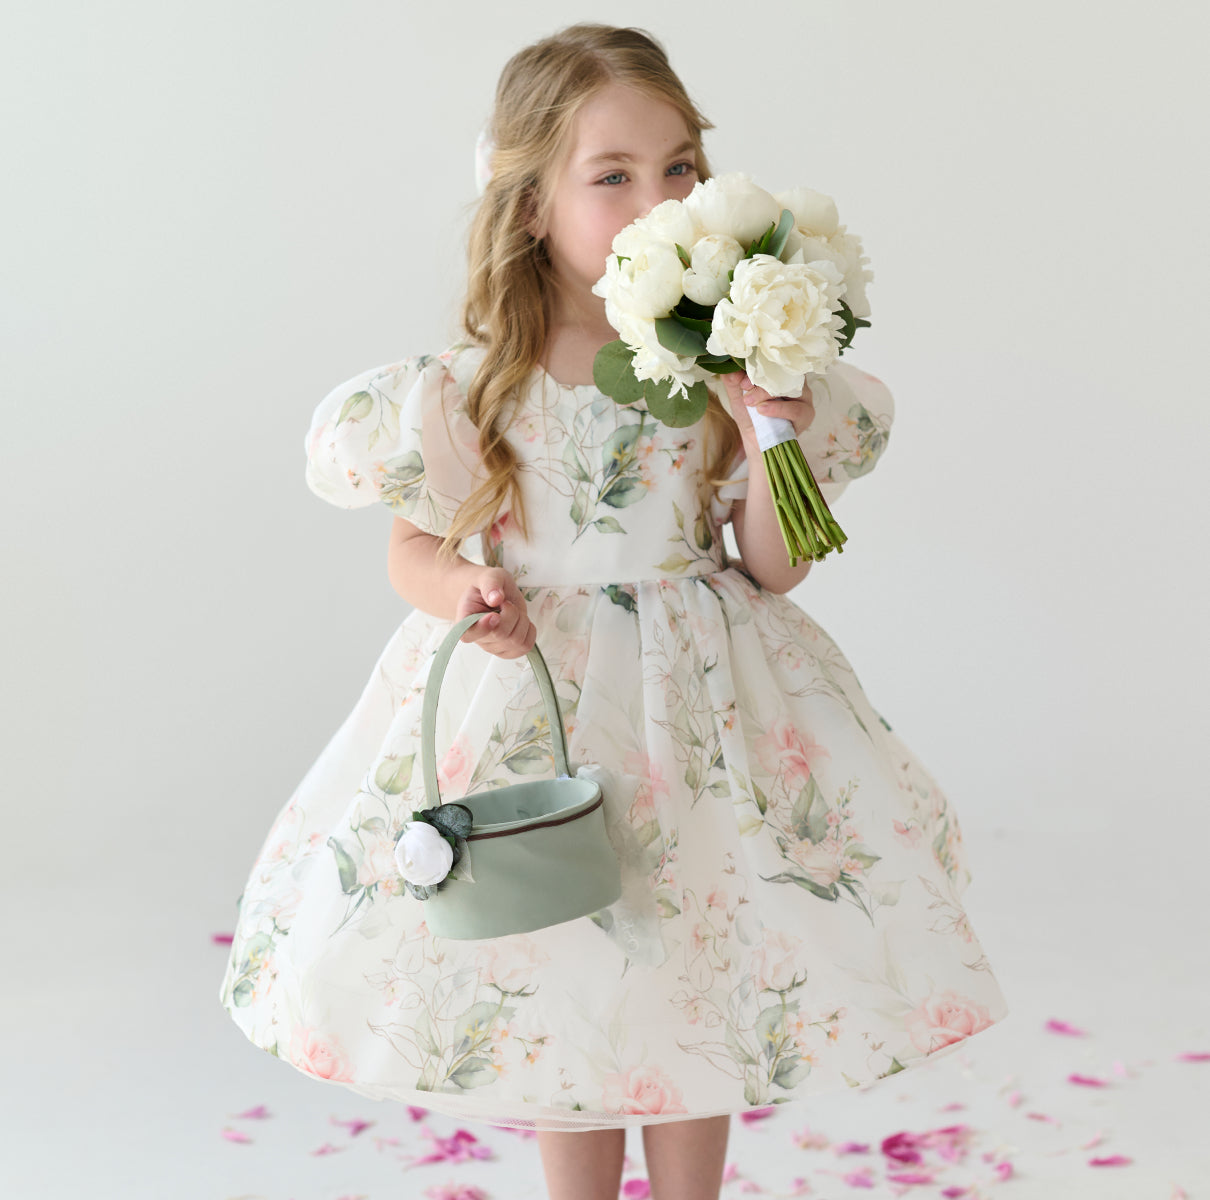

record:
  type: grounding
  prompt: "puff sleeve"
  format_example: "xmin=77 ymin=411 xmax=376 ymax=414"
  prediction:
xmin=303 ymin=351 xmax=489 ymax=538
xmin=709 ymin=358 xmax=895 ymax=525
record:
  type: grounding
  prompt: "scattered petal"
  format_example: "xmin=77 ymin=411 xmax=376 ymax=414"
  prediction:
xmin=941 ymin=1190 xmax=971 ymax=1198
xmin=234 ymin=1104 xmax=271 ymax=1120
xmin=621 ymin=1179 xmax=650 ymax=1198
xmin=939 ymin=1102 xmax=966 ymax=1111
xmin=888 ymin=1170 xmax=935 ymax=1184
xmin=740 ymin=1106 xmax=776 ymax=1124
xmin=793 ymin=1126 xmax=830 ymax=1150
xmin=722 ymin=1162 xmax=739 ymax=1182
xmin=992 ymin=1161 xmax=1013 ymax=1180
xmin=840 ymin=1167 xmax=876 ymax=1187
xmin=423 ymin=1186 xmax=489 ymax=1200
xmin=1025 ymin=1112 xmax=1059 ymax=1124
xmin=220 ymin=1127 xmax=251 ymax=1144
xmin=1080 ymin=1131 xmax=1104 ymax=1150
xmin=1068 ymin=1073 xmax=1108 ymax=1087
xmin=739 ymin=1182 xmax=765 ymax=1194
xmin=1170 ymin=1187 xmax=1189 ymax=1198
xmin=1089 ymin=1155 xmax=1133 ymax=1167
xmin=833 ymin=1141 xmax=871 ymax=1155
xmin=1005 ymin=1090 xmax=1022 ymax=1108
xmin=881 ymin=1132 xmax=923 ymax=1164
xmin=1044 ymin=1019 xmax=1087 ymax=1036
xmin=311 ymin=1142 xmax=345 ymax=1156
xmin=332 ymin=1116 xmax=374 ymax=1137
xmin=1175 ymin=1052 xmax=1210 ymax=1063
xmin=407 ymin=1106 xmax=430 ymax=1120
xmin=212 ymin=932 xmax=234 ymax=944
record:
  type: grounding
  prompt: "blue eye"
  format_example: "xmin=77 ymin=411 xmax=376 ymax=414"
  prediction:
xmin=668 ymin=162 xmax=695 ymax=177
xmin=601 ymin=171 xmax=626 ymax=185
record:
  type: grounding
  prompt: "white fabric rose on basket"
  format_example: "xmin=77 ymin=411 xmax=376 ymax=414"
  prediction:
xmin=394 ymin=802 xmax=474 ymax=900
xmin=395 ymin=821 xmax=454 ymax=886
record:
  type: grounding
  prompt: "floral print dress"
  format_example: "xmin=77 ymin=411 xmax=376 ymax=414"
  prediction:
xmin=218 ymin=341 xmax=1009 ymax=1131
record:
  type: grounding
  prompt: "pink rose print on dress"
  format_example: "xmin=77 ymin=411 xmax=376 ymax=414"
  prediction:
xmin=436 ymin=734 xmax=474 ymax=795
xmin=601 ymin=1064 xmax=688 ymax=1115
xmin=754 ymin=719 xmax=830 ymax=789
xmin=904 ymin=990 xmax=995 ymax=1054
xmin=289 ymin=1027 xmax=355 ymax=1081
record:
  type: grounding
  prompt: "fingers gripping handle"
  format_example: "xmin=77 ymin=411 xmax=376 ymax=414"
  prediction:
xmin=421 ymin=612 xmax=571 ymax=807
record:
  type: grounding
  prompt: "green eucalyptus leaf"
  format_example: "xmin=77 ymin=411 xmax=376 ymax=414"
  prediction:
xmin=670 ymin=312 xmax=713 ymax=337
xmin=643 ymin=378 xmax=710 ymax=428
xmin=676 ymin=296 xmax=715 ymax=320
xmin=654 ymin=318 xmax=707 ymax=357
xmin=428 ymin=802 xmax=473 ymax=839
xmin=592 ymin=340 xmax=645 ymax=404
xmin=696 ymin=356 xmax=745 ymax=375
xmin=767 ymin=208 xmax=795 ymax=260
xmin=674 ymin=242 xmax=692 ymax=268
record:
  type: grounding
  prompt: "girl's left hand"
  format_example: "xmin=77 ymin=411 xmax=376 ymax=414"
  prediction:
xmin=720 ymin=371 xmax=815 ymax=446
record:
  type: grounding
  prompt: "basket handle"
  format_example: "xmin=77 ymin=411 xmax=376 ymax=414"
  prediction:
xmin=421 ymin=611 xmax=571 ymax=807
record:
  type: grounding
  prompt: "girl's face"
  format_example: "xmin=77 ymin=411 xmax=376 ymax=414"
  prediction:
xmin=537 ymin=81 xmax=699 ymax=316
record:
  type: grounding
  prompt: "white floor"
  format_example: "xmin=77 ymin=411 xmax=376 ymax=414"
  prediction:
xmin=5 ymin=826 xmax=1207 ymax=1200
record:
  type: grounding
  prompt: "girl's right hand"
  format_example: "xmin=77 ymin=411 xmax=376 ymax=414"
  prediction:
xmin=453 ymin=567 xmax=537 ymax=660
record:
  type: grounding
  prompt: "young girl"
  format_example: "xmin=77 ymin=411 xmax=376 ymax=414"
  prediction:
xmin=220 ymin=23 xmax=1010 ymax=1200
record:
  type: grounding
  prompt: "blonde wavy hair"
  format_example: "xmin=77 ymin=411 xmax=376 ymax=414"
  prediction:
xmin=441 ymin=22 xmax=742 ymax=556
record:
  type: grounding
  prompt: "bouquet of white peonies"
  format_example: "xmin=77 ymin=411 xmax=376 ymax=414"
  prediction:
xmin=591 ymin=172 xmax=873 ymax=565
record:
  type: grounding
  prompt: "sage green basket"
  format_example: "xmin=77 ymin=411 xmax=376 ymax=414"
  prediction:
xmin=411 ymin=611 xmax=622 ymax=940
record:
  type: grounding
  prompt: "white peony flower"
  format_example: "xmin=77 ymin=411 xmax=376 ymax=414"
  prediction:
xmin=706 ymin=253 xmax=847 ymax=397
xmin=612 ymin=198 xmax=699 ymax=258
xmin=681 ymin=234 xmax=745 ymax=307
xmin=773 ymin=187 xmax=840 ymax=237
xmin=683 ymin=172 xmax=782 ymax=246
xmin=394 ymin=820 xmax=454 ymax=887
xmin=592 ymin=239 xmax=684 ymax=320
xmin=774 ymin=188 xmax=873 ymax=320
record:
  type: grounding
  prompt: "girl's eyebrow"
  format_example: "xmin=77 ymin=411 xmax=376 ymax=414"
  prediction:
xmin=582 ymin=139 xmax=695 ymax=165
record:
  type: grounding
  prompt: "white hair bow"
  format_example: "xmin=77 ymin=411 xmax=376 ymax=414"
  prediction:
xmin=474 ymin=127 xmax=495 ymax=196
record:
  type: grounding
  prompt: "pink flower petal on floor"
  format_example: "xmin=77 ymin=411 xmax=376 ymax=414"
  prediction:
xmin=234 ymin=1104 xmax=271 ymax=1119
xmin=740 ymin=1182 xmax=765 ymax=1194
xmin=888 ymin=1171 xmax=935 ymax=1184
xmin=1175 ymin=1052 xmax=1210 ymax=1062
xmin=881 ymin=1132 xmax=923 ymax=1164
xmin=941 ymin=1189 xmax=971 ymax=1198
xmin=423 ymin=1186 xmax=489 ymax=1200
xmin=740 ymin=1106 xmax=776 ymax=1124
xmin=1005 ymin=1090 xmax=1022 ymax=1108
xmin=787 ymin=1180 xmax=813 ymax=1196
xmin=722 ymin=1162 xmax=739 ymax=1182
xmin=939 ymin=1102 xmax=966 ymax=1111
xmin=621 ymin=1179 xmax=650 ymax=1198
xmin=840 ymin=1167 xmax=876 ymax=1188
xmin=332 ymin=1116 xmax=374 ymax=1136
xmin=1068 ymin=1073 xmax=1108 ymax=1087
xmin=1025 ymin=1112 xmax=1058 ymax=1124
xmin=1170 ymin=1187 xmax=1189 ymax=1198
xmin=833 ymin=1141 xmax=871 ymax=1155
xmin=212 ymin=932 xmax=234 ymax=944
xmin=374 ymin=1136 xmax=401 ymax=1151
xmin=311 ymin=1142 xmax=345 ymax=1156
xmin=1089 ymin=1155 xmax=1133 ymax=1166
xmin=793 ymin=1127 xmax=830 ymax=1150
xmin=220 ymin=1127 xmax=251 ymax=1144
xmin=1080 ymin=1131 xmax=1104 ymax=1150
xmin=992 ymin=1161 xmax=1013 ymax=1180
xmin=1045 ymin=1018 xmax=1087 ymax=1036
xmin=407 ymin=1105 xmax=430 ymax=1120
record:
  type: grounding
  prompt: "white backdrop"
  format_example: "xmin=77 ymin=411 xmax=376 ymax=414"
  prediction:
xmin=2 ymin=2 xmax=1208 ymax=1196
